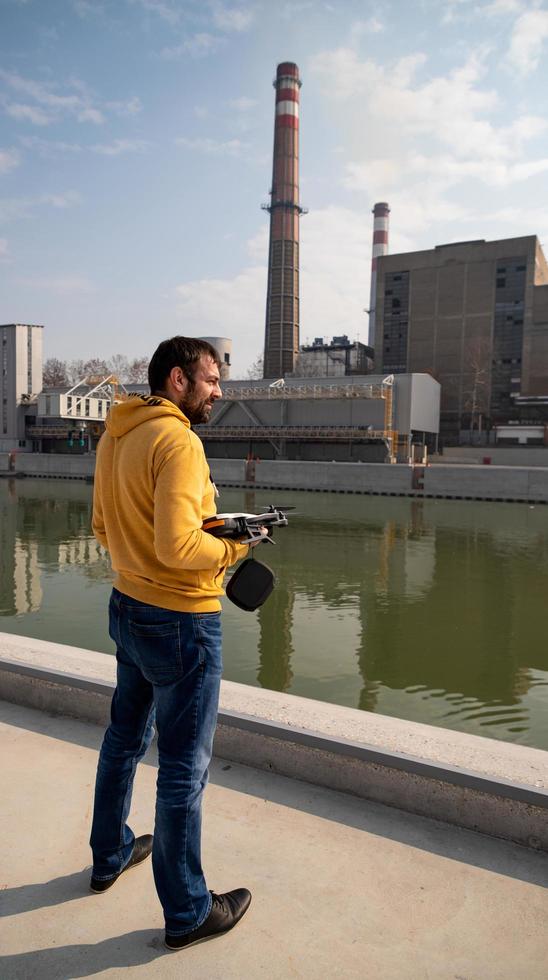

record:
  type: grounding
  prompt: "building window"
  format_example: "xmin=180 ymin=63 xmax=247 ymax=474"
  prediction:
xmin=85 ymin=399 xmax=90 ymax=417
xmin=98 ymin=401 xmax=103 ymax=417
xmin=67 ymin=396 xmax=73 ymax=412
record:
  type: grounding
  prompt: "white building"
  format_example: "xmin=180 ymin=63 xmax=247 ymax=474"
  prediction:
xmin=0 ymin=323 xmax=43 ymax=451
xmin=36 ymin=390 xmax=111 ymax=423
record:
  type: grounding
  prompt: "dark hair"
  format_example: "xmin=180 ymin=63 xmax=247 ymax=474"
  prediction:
xmin=148 ymin=337 xmax=221 ymax=393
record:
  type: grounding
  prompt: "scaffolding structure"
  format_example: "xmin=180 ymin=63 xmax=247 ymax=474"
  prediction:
xmin=200 ymin=376 xmax=401 ymax=462
xmin=62 ymin=374 xmax=127 ymax=418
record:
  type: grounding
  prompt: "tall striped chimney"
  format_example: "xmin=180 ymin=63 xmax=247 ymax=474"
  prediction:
xmin=262 ymin=62 xmax=305 ymax=379
xmin=368 ymin=202 xmax=390 ymax=349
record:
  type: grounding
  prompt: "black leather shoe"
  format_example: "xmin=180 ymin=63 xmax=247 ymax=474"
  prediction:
xmin=164 ymin=888 xmax=252 ymax=950
xmin=90 ymin=834 xmax=153 ymax=893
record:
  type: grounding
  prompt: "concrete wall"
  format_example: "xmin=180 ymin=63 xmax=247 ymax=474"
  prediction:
xmin=1 ymin=632 xmax=546 ymax=852
xmin=3 ymin=453 xmax=548 ymax=502
xmin=0 ymin=452 xmax=95 ymax=479
xmin=437 ymin=446 xmax=548 ymax=466
xmin=423 ymin=465 xmax=536 ymax=500
xmin=209 ymin=458 xmax=548 ymax=503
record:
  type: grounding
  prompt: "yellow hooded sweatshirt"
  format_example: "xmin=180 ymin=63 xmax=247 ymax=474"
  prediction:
xmin=92 ymin=394 xmax=248 ymax=612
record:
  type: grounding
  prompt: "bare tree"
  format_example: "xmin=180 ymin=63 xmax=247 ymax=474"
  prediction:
xmin=66 ymin=359 xmax=86 ymax=385
xmin=462 ymin=337 xmax=491 ymax=439
xmin=83 ymin=357 xmax=110 ymax=378
xmin=246 ymin=353 xmax=263 ymax=380
xmin=108 ymin=354 xmax=130 ymax=381
xmin=127 ymin=357 xmax=149 ymax=383
xmin=42 ymin=357 xmax=69 ymax=388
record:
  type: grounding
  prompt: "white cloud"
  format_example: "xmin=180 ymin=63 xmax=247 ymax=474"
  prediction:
xmin=0 ymin=69 xmax=139 ymax=127
xmin=483 ymin=0 xmax=523 ymax=15
xmin=0 ymin=238 xmax=9 ymax=260
xmin=106 ymin=96 xmax=143 ymax=116
xmin=229 ymin=96 xmax=258 ymax=111
xmin=19 ymin=136 xmax=82 ymax=156
xmin=506 ymin=8 xmax=548 ymax=76
xmin=310 ymin=43 xmax=548 ymax=218
xmin=0 ymin=148 xmax=20 ymax=174
xmin=76 ymin=107 xmax=105 ymax=124
xmin=128 ymin=0 xmax=181 ymax=24
xmin=5 ymin=103 xmax=53 ymax=125
xmin=159 ymin=32 xmax=225 ymax=59
xmin=175 ymin=264 xmax=266 ymax=375
xmin=72 ymin=0 xmax=106 ymax=17
xmin=281 ymin=1 xmax=313 ymax=17
xmin=212 ymin=3 xmax=255 ymax=32
xmin=40 ymin=190 xmax=82 ymax=208
xmin=91 ymin=139 xmax=150 ymax=155
xmin=0 ymin=190 xmax=82 ymax=223
xmin=174 ymin=207 xmax=384 ymax=376
xmin=350 ymin=17 xmax=384 ymax=40
xmin=175 ymin=136 xmax=248 ymax=156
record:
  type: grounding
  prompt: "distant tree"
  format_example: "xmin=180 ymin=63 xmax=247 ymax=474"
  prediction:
xmin=108 ymin=353 xmax=130 ymax=381
xmin=462 ymin=337 xmax=491 ymax=438
xmin=42 ymin=357 xmax=69 ymax=388
xmin=66 ymin=359 xmax=86 ymax=385
xmin=83 ymin=358 xmax=109 ymax=379
xmin=246 ymin=353 xmax=264 ymax=380
xmin=127 ymin=357 xmax=149 ymax=383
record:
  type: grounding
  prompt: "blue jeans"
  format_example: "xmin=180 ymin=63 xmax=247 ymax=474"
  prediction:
xmin=90 ymin=588 xmax=223 ymax=935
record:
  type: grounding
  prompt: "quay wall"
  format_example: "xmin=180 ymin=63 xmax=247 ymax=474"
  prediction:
xmin=1 ymin=633 xmax=547 ymax=853
xmin=2 ymin=452 xmax=548 ymax=502
xmin=212 ymin=458 xmax=548 ymax=503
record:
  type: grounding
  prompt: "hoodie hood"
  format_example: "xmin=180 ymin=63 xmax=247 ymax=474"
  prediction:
xmin=105 ymin=394 xmax=190 ymax=438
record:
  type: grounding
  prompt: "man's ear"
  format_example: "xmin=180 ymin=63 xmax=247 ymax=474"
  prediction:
xmin=169 ymin=366 xmax=187 ymax=393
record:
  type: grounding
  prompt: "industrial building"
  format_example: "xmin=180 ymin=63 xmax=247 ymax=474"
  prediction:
xmin=294 ymin=336 xmax=373 ymax=377
xmin=195 ymin=373 xmax=440 ymax=463
xmin=374 ymin=236 xmax=548 ymax=443
xmin=0 ymin=323 xmax=43 ymax=452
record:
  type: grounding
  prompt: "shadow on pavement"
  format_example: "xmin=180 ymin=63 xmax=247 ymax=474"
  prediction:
xmin=0 ymin=870 xmax=93 ymax=918
xmin=3 ymin=700 xmax=548 ymax=891
xmin=0 ymin=930 xmax=165 ymax=979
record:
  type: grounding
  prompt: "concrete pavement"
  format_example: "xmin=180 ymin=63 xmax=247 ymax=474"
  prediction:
xmin=1 ymin=700 xmax=547 ymax=980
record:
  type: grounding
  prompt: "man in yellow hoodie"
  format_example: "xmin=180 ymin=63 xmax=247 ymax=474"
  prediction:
xmin=89 ymin=337 xmax=258 ymax=950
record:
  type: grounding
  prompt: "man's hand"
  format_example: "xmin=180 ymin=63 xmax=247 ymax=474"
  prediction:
xmin=248 ymin=526 xmax=269 ymax=548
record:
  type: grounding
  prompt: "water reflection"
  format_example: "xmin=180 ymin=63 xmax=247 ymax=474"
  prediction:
xmin=0 ymin=478 xmax=109 ymax=617
xmin=1 ymin=478 xmax=547 ymax=749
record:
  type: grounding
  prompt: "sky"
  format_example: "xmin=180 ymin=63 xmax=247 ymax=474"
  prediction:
xmin=1 ymin=0 xmax=548 ymax=378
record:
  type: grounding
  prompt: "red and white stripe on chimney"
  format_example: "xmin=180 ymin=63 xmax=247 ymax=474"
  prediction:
xmin=368 ymin=202 xmax=390 ymax=348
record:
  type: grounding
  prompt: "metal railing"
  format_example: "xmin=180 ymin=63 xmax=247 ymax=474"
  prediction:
xmin=195 ymin=425 xmax=394 ymax=443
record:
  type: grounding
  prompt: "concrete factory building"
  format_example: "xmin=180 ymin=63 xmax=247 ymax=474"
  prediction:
xmin=195 ymin=373 xmax=440 ymax=463
xmin=373 ymin=235 xmax=548 ymax=444
xmin=295 ymin=336 xmax=373 ymax=378
xmin=0 ymin=323 xmax=43 ymax=452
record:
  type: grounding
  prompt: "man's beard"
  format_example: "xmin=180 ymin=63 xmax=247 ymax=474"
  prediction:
xmin=178 ymin=389 xmax=213 ymax=425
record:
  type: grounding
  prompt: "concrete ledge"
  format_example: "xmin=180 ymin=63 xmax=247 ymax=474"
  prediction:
xmin=4 ymin=454 xmax=548 ymax=502
xmin=1 ymin=631 xmax=547 ymax=852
